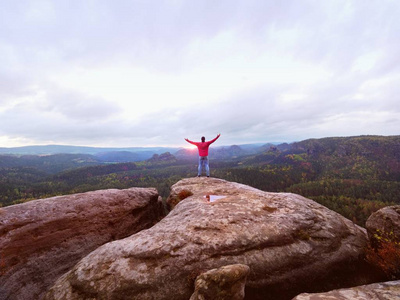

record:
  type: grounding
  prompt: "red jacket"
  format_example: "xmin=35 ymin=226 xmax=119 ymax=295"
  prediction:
xmin=186 ymin=135 xmax=220 ymax=156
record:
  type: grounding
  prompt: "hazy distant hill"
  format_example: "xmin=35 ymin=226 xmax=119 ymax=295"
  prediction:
xmin=0 ymin=153 xmax=101 ymax=174
xmin=0 ymin=145 xmax=181 ymax=156
xmin=95 ymin=151 xmax=155 ymax=162
xmin=147 ymin=152 xmax=177 ymax=163
xmin=175 ymin=144 xmax=269 ymax=160
xmin=0 ymin=143 xmax=273 ymax=159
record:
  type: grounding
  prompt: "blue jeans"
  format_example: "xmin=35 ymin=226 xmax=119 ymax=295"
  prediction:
xmin=198 ymin=156 xmax=210 ymax=176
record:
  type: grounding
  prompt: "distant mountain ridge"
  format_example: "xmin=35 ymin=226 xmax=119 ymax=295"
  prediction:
xmin=0 ymin=143 xmax=275 ymax=161
xmin=0 ymin=153 xmax=102 ymax=174
xmin=0 ymin=145 xmax=181 ymax=156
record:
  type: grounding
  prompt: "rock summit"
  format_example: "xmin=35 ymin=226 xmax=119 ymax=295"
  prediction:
xmin=45 ymin=177 xmax=375 ymax=300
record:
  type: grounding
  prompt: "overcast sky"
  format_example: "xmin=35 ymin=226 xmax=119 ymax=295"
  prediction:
xmin=0 ymin=0 xmax=399 ymax=148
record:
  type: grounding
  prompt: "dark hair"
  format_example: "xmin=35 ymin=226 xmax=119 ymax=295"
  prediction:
xmin=201 ymin=136 xmax=205 ymax=142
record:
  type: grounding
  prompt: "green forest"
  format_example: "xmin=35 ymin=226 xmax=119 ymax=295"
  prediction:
xmin=1 ymin=135 xmax=399 ymax=226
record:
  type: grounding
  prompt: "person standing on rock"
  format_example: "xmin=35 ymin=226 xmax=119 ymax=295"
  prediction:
xmin=185 ymin=134 xmax=221 ymax=177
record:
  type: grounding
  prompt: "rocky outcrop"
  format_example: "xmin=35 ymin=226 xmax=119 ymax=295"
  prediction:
xmin=364 ymin=205 xmax=400 ymax=280
xmin=190 ymin=264 xmax=250 ymax=300
xmin=46 ymin=177 xmax=377 ymax=300
xmin=147 ymin=152 xmax=177 ymax=163
xmin=0 ymin=188 xmax=163 ymax=300
xmin=292 ymin=280 xmax=400 ymax=299
xmin=366 ymin=205 xmax=400 ymax=241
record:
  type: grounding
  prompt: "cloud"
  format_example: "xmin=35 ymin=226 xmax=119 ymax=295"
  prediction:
xmin=42 ymin=86 xmax=122 ymax=121
xmin=0 ymin=0 xmax=399 ymax=147
xmin=0 ymin=72 xmax=34 ymax=101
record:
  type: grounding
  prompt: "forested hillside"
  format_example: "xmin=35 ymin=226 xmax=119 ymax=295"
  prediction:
xmin=1 ymin=135 xmax=399 ymax=226
xmin=216 ymin=135 xmax=400 ymax=225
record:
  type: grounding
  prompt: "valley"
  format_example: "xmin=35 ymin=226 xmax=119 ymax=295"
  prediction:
xmin=1 ymin=135 xmax=399 ymax=226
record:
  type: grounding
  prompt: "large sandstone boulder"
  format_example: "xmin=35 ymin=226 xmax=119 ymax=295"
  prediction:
xmin=0 ymin=188 xmax=163 ymax=300
xmin=366 ymin=205 xmax=400 ymax=241
xmin=292 ymin=280 xmax=400 ymax=299
xmin=46 ymin=178 xmax=377 ymax=300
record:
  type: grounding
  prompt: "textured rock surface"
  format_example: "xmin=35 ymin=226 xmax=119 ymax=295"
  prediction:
xmin=46 ymin=178 xmax=376 ymax=300
xmin=0 ymin=188 xmax=163 ymax=300
xmin=292 ymin=280 xmax=400 ymax=299
xmin=366 ymin=205 xmax=400 ymax=240
xmin=190 ymin=264 xmax=250 ymax=300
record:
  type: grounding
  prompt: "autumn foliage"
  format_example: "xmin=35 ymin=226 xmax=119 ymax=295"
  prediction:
xmin=366 ymin=230 xmax=400 ymax=279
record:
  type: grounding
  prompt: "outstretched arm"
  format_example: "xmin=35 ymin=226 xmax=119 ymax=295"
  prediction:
xmin=208 ymin=133 xmax=221 ymax=144
xmin=185 ymin=138 xmax=197 ymax=146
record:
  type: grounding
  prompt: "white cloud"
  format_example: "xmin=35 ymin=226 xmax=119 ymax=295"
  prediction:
xmin=0 ymin=0 xmax=399 ymax=147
